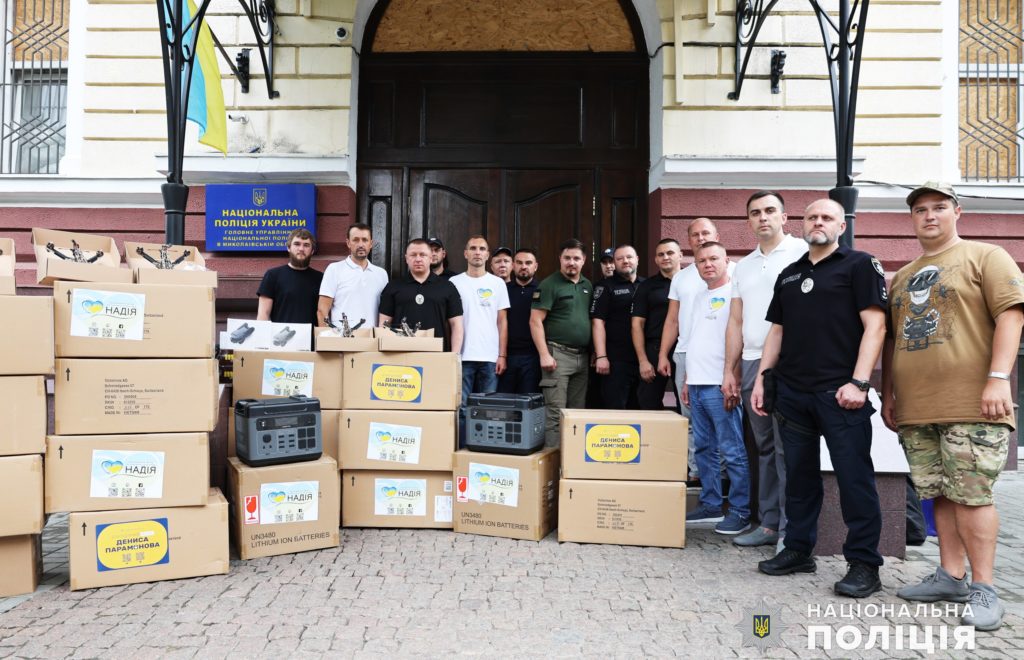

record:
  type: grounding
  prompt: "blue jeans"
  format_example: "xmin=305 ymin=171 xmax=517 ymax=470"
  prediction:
xmin=459 ymin=361 xmax=498 ymax=448
xmin=689 ymin=384 xmax=750 ymax=520
xmin=497 ymin=354 xmax=541 ymax=394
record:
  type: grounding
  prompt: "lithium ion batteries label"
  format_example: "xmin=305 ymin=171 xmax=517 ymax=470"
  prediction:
xmin=95 ymin=518 xmax=169 ymax=572
xmin=366 ymin=421 xmax=422 ymax=464
xmin=89 ymin=449 xmax=166 ymax=499
xmin=434 ymin=495 xmax=453 ymax=523
xmin=584 ymin=424 xmax=642 ymax=463
xmin=467 ymin=462 xmax=519 ymax=507
xmin=259 ymin=481 xmax=319 ymax=524
xmin=261 ymin=359 xmax=314 ymax=397
xmin=374 ymin=478 xmax=427 ymax=516
xmin=369 ymin=364 xmax=423 ymax=403
xmin=70 ymin=288 xmax=146 ymax=341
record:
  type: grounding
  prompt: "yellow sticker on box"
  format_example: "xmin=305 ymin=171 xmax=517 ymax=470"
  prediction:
xmin=95 ymin=518 xmax=170 ymax=571
xmin=584 ymin=424 xmax=641 ymax=463
xmin=369 ymin=364 xmax=423 ymax=403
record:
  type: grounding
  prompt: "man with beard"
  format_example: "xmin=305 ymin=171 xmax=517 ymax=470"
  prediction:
xmin=257 ymin=228 xmax=323 ymax=326
xmin=631 ymin=238 xmax=683 ymax=410
xmin=490 ymin=246 xmax=513 ymax=283
xmin=428 ymin=237 xmax=458 ymax=280
xmin=498 ymin=248 xmax=542 ymax=394
xmin=317 ymin=223 xmax=389 ymax=330
xmin=591 ymin=244 xmax=643 ymax=409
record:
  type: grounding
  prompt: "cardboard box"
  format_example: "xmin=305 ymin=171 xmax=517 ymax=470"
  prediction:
xmin=342 ymin=352 xmax=461 ymax=411
xmin=68 ymin=488 xmax=229 ymax=591
xmin=0 ymin=237 xmax=15 ymax=295
xmin=229 ymin=407 xmax=340 ymax=461
xmin=339 ymin=409 xmax=456 ymax=471
xmin=124 ymin=241 xmax=218 ymax=288
xmin=54 ymin=358 xmax=219 ymax=435
xmin=453 ymin=448 xmax=559 ymax=541
xmin=54 ymin=281 xmax=215 ymax=358
xmin=342 ymin=470 xmax=453 ymax=529
xmin=0 ymin=536 xmax=41 ymax=597
xmin=560 ymin=409 xmax=688 ymax=481
xmin=45 ymin=433 xmax=210 ymax=513
xmin=0 ymin=455 xmax=44 ymax=536
xmin=557 ymin=479 xmax=686 ymax=548
xmin=373 ymin=327 xmax=443 ymax=352
xmin=0 ymin=296 xmax=54 ymax=375
xmin=232 ymin=350 xmax=343 ymax=408
xmin=315 ymin=327 xmax=378 ymax=353
xmin=0 ymin=376 xmax=47 ymax=456
xmin=228 ymin=456 xmax=340 ymax=559
xmin=31 ymin=227 xmax=132 ymax=286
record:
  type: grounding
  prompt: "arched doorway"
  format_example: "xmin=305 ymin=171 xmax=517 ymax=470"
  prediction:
xmin=356 ymin=0 xmax=650 ymax=279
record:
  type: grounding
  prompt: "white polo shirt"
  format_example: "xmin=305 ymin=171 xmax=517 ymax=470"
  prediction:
xmin=668 ymin=260 xmax=735 ymax=354
xmin=731 ymin=234 xmax=808 ymax=360
xmin=450 ymin=272 xmax=510 ymax=362
xmin=319 ymin=257 xmax=389 ymax=328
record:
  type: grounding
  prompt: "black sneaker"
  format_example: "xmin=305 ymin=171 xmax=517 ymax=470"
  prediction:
xmin=758 ymin=548 xmax=817 ymax=576
xmin=834 ymin=561 xmax=882 ymax=598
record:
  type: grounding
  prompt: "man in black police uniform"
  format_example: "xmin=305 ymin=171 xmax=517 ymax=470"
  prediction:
xmin=751 ymin=198 xmax=888 ymax=598
xmin=379 ymin=238 xmax=464 ymax=352
xmin=591 ymin=244 xmax=643 ymax=409
xmin=631 ymin=238 xmax=683 ymax=409
xmin=497 ymin=248 xmax=541 ymax=394
xmin=428 ymin=237 xmax=458 ymax=280
xmin=257 ymin=228 xmax=323 ymax=327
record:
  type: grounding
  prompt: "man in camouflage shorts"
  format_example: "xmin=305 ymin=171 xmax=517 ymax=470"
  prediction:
xmin=882 ymin=183 xmax=1024 ymax=632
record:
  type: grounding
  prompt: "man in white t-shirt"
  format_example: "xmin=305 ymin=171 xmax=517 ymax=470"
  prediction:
xmin=682 ymin=242 xmax=750 ymax=536
xmin=725 ymin=191 xmax=808 ymax=549
xmin=317 ymin=223 xmax=389 ymax=330
xmin=450 ymin=236 xmax=511 ymax=410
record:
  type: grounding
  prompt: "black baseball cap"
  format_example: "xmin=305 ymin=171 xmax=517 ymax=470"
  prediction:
xmin=600 ymin=248 xmax=615 ymax=262
xmin=493 ymin=246 xmax=513 ymax=258
xmin=426 ymin=237 xmax=444 ymax=248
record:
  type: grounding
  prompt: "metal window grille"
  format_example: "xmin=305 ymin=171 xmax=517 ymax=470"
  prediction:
xmin=1 ymin=0 xmax=68 ymax=174
xmin=960 ymin=0 xmax=1024 ymax=181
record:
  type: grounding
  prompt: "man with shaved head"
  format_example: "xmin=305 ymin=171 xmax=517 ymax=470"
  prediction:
xmin=751 ymin=199 xmax=888 ymax=599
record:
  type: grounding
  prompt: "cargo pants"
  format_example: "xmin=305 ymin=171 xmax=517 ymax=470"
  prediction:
xmin=539 ymin=342 xmax=589 ymax=447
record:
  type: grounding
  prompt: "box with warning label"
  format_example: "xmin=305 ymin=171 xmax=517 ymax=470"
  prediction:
xmin=44 ymin=433 xmax=210 ymax=513
xmin=560 ymin=409 xmax=687 ymax=481
xmin=0 ymin=536 xmax=41 ymax=597
xmin=68 ymin=488 xmax=229 ymax=590
xmin=557 ymin=478 xmax=686 ymax=548
xmin=0 ymin=376 xmax=47 ymax=456
xmin=227 ymin=456 xmax=340 ymax=560
xmin=452 ymin=448 xmax=558 ymax=541
xmin=341 ymin=352 xmax=461 ymax=411
xmin=338 ymin=409 xmax=455 ymax=471
xmin=232 ymin=350 xmax=343 ymax=409
xmin=0 ymin=455 xmax=44 ymax=536
xmin=341 ymin=470 xmax=453 ymax=529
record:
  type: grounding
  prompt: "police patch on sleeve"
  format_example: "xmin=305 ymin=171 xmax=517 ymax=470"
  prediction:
xmin=871 ymin=257 xmax=885 ymax=278
xmin=532 ymin=291 xmax=541 ymax=300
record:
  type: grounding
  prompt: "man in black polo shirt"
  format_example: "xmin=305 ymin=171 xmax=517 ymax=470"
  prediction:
xmin=591 ymin=244 xmax=643 ymax=409
xmin=428 ymin=237 xmax=458 ymax=280
xmin=379 ymin=238 xmax=464 ymax=352
xmin=497 ymin=248 xmax=541 ymax=394
xmin=751 ymin=199 xmax=887 ymax=598
xmin=631 ymin=238 xmax=683 ymax=409
xmin=257 ymin=228 xmax=323 ymax=326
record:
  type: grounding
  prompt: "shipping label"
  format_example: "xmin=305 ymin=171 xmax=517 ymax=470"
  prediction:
xmin=95 ymin=518 xmax=169 ymax=572
xmin=259 ymin=481 xmax=319 ymax=524
xmin=369 ymin=364 xmax=423 ymax=403
xmin=70 ymin=288 xmax=146 ymax=341
xmin=374 ymin=478 xmax=427 ymax=516
xmin=467 ymin=462 xmax=520 ymax=507
xmin=261 ymin=359 xmax=314 ymax=397
xmin=584 ymin=424 xmax=641 ymax=463
xmin=89 ymin=449 xmax=166 ymax=499
xmin=434 ymin=495 xmax=453 ymax=523
xmin=366 ymin=421 xmax=422 ymax=464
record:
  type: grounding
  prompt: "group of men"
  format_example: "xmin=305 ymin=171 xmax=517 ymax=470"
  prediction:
xmin=254 ymin=182 xmax=1019 ymax=631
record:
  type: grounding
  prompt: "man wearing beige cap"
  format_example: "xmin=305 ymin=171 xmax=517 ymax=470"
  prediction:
xmin=882 ymin=182 xmax=1024 ymax=631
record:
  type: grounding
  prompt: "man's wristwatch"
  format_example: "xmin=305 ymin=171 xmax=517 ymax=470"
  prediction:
xmin=849 ymin=378 xmax=871 ymax=392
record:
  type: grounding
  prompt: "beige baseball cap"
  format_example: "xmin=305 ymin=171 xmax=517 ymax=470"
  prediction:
xmin=906 ymin=181 xmax=959 ymax=208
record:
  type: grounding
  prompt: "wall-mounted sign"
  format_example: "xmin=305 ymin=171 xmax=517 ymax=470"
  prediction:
xmin=205 ymin=183 xmax=316 ymax=251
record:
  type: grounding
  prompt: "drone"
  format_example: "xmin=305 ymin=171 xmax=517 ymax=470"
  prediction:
xmin=324 ymin=313 xmax=366 ymax=337
xmin=46 ymin=240 xmax=103 ymax=263
xmin=387 ymin=318 xmax=422 ymax=337
xmin=272 ymin=326 xmax=297 ymax=347
xmin=230 ymin=323 xmax=256 ymax=344
xmin=135 ymin=244 xmax=191 ymax=270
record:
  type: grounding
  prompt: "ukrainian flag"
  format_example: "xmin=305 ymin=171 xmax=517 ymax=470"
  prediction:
xmin=182 ymin=0 xmax=227 ymax=154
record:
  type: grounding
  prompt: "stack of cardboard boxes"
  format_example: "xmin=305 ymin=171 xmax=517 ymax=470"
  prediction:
xmin=557 ymin=409 xmax=689 ymax=548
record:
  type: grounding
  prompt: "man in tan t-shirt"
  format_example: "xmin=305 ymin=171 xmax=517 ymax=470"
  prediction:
xmin=881 ymin=182 xmax=1024 ymax=632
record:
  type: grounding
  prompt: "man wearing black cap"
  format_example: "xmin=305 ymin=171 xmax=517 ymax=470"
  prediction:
xmin=428 ymin=237 xmax=458 ymax=280
xmin=490 ymin=247 xmax=513 ymax=283
xmin=599 ymin=248 xmax=616 ymax=280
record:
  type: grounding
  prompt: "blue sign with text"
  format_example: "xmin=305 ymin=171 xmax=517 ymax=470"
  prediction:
xmin=205 ymin=183 xmax=316 ymax=251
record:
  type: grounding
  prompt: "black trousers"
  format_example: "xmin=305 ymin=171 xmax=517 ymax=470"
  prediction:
xmin=775 ymin=378 xmax=883 ymax=567
xmin=636 ymin=342 xmax=675 ymax=410
xmin=600 ymin=360 xmax=640 ymax=409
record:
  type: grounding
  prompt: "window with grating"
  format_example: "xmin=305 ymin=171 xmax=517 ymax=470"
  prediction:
xmin=1 ymin=0 xmax=68 ymax=174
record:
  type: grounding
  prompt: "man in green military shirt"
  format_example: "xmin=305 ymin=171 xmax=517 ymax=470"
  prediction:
xmin=530 ymin=238 xmax=594 ymax=446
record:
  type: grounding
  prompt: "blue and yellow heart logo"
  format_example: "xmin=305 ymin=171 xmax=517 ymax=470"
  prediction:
xmin=81 ymin=300 xmax=103 ymax=314
xmin=269 ymin=367 xmax=286 ymax=379
xmin=710 ymin=297 xmax=726 ymax=311
xmin=381 ymin=486 xmax=398 ymax=498
xmin=477 ymin=289 xmax=493 ymax=299
xmin=269 ymin=491 xmax=286 ymax=503
xmin=101 ymin=460 xmax=124 ymax=475
xmin=375 ymin=431 xmax=392 ymax=443
xmin=474 ymin=471 xmax=491 ymax=484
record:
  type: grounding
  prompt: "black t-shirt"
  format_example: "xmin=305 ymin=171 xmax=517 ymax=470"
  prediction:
xmin=256 ymin=264 xmax=323 ymax=325
xmin=506 ymin=278 xmax=539 ymax=356
xmin=766 ymin=246 xmax=888 ymax=392
xmin=590 ymin=273 xmax=643 ymax=364
xmin=379 ymin=272 xmax=464 ymax=340
xmin=631 ymin=272 xmax=673 ymax=344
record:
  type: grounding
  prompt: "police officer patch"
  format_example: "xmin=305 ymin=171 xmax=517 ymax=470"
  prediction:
xmin=801 ymin=278 xmax=814 ymax=294
xmin=415 ymin=294 xmax=425 ymax=305
xmin=871 ymin=257 xmax=885 ymax=277
xmin=532 ymin=291 xmax=541 ymax=300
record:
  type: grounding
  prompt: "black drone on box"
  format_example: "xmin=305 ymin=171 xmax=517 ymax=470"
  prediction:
xmin=136 ymin=244 xmax=191 ymax=270
xmin=46 ymin=240 xmax=103 ymax=263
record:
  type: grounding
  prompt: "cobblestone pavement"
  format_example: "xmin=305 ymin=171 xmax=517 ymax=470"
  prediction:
xmin=1 ymin=467 xmax=1022 ymax=658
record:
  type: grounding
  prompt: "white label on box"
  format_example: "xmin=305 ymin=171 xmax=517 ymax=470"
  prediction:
xmin=89 ymin=449 xmax=165 ymax=499
xmin=467 ymin=462 xmax=520 ymax=507
xmin=70 ymin=289 xmax=146 ymax=341
xmin=261 ymin=359 xmax=314 ymax=397
xmin=434 ymin=495 xmax=453 ymax=523
xmin=259 ymin=481 xmax=319 ymax=525
xmin=444 ymin=480 xmax=452 ymax=493
xmin=374 ymin=478 xmax=427 ymax=517
xmin=366 ymin=422 xmax=422 ymax=464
